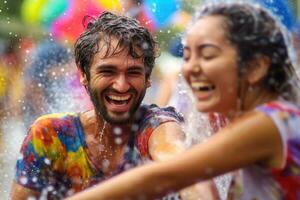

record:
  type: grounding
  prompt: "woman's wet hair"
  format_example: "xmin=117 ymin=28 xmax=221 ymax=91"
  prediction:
xmin=74 ymin=11 xmax=158 ymax=80
xmin=194 ymin=3 xmax=299 ymax=102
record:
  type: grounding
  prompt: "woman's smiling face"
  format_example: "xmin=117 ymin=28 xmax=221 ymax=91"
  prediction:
xmin=183 ymin=15 xmax=240 ymax=115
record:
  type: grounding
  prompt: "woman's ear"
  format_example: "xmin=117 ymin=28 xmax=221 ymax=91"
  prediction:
xmin=78 ymin=65 xmax=88 ymax=85
xmin=246 ymin=56 xmax=271 ymax=84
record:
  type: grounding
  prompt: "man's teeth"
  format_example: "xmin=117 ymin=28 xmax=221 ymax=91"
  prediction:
xmin=108 ymin=95 xmax=131 ymax=101
xmin=191 ymin=82 xmax=215 ymax=91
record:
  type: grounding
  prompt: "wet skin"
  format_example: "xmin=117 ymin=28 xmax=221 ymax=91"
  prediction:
xmin=182 ymin=16 xmax=240 ymax=116
xmin=85 ymin=38 xmax=151 ymax=124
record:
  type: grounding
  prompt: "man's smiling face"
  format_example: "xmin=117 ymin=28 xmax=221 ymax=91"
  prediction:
xmin=86 ymin=38 xmax=150 ymax=124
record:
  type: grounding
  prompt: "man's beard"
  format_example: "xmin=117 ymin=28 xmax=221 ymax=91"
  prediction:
xmin=86 ymin=84 xmax=146 ymax=124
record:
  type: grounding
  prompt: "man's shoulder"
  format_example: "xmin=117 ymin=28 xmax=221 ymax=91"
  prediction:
xmin=134 ymin=104 xmax=184 ymax=133
xmin=26 ymin=112 xmax=81 ymax=147
xmin=30 ymin=112 xmax=79 ymax=130
xmin=138 ymin=104 xmax=184 ymax=122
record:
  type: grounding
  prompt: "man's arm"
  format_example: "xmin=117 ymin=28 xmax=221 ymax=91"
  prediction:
xmin=149 ymin=121 xmax=219 ymax=200
xmin=148 ymin=121 xmax=185 ymax=161
xmin=10 ymin=182 xmax=39 ymax=200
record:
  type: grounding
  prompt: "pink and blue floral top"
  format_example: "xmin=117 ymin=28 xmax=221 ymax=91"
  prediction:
xmin=229 ymin=101 xmax=300 ymax=200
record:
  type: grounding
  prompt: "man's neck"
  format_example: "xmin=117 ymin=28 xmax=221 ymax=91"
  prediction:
xmin=80 ymin=109 xmax=133 ymax=175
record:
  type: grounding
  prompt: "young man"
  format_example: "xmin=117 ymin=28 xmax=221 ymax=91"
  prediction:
xmin=10 ymin=12 xmax=186 ymax=199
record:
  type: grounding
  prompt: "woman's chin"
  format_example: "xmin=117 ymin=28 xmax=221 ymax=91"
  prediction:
xmin=196 ymin=103 xmax=218 ymax=114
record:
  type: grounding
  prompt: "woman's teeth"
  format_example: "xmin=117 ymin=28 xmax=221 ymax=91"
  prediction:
xmin=191 ymin=82 xmax=215 ymax=91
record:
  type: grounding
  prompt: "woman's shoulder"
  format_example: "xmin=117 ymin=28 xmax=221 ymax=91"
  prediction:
xmin=255 ymin=100 xmax=300 ymax=139
xmin=256 ymin=100 xmax=300 ymax=114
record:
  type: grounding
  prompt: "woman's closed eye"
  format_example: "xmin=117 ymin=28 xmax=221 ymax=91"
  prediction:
xmin=201 ymin=46 xmax=220 ymax=60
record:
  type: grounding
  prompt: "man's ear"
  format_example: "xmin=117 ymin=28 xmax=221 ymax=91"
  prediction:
xmin=78 ymin=65 xmax=88 ymax=85
xmin=246 ymin=56 xmax=271 ymax=85
xmin=146 ymin=79 xmax=151 ymax=88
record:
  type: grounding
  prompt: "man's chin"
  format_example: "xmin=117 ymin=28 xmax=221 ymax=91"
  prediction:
xmin=105 ymin=111 xmax=132 ymax=124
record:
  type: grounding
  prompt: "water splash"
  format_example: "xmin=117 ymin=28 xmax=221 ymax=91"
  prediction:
xmin=168 ymin=74 xmax=231 ymax=200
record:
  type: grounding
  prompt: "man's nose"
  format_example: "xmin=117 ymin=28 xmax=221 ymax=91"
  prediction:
xmin=112 ymin=74 xmax=130 ymax=93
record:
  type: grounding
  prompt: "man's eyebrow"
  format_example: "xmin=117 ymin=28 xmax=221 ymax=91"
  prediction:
xmin=96 ymin=64 xmax=116 ymax=70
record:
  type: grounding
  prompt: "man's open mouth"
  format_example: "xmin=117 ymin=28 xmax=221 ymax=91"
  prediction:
xmin=105 ymin=94 xmax=132 ymax=106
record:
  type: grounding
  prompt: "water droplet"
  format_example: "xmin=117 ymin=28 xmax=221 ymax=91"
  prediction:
xmin=141 ymin=41 xmax=149 ymax=50
xmin=47 ymin=185 xmax=54 ymax=192
xmin=131 ymin=124 xmax=139 ymax=131
xmin=32 ymin=176 xmax=38 ymax=183
xmin=44 ymin=158 xmax=51 ymax=165
xmin=102 ymin=159 xmax=110 ymax=170
xmin=19 ymin=176 xmax=28 ymax=184
xmin=114 ymin=137 xmax=122 ymax=145
xmin=17 ymin=153 xmax=24 ymax=160
xmin=113 ymin=127 xmax=122 ymax=135
xmin=27 ymin=196 xmax=37 ymax=200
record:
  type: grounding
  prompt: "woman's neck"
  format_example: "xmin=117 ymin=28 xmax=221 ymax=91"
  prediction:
xmin=228 ymin=86 xmax=278 ymax=120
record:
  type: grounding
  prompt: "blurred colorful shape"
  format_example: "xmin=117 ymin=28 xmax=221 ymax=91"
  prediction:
xmin=257 ymin=0 xmax=297 ymax=31
xmin=21 ymin=0 xmax=48 ymax=24
xmin=144 ymin=0 xmax=179 ymax=29
xmin=96 ymin=0 xmax=122 ymax=13
xmin=170 ymin=10 xmax=191 ymax=30
xmin=40 ymin=0 xmax=68 ymax=26
xmin=51 ymin=0 xmax=103 ymax=43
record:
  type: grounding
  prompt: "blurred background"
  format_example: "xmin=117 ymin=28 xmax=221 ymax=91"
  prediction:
xmin=0 ymin=0 xmax=299 ymax=199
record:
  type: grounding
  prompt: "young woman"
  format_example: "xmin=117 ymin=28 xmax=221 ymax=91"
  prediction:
xmin=67 ymin=2 xmax=300 ymax=200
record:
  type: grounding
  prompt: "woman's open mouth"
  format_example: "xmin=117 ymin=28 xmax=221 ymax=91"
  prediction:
xmin=191 ymin=82 xmax=215 ymax=100
xmin=191 ymin=82 xmax=215 ymax=91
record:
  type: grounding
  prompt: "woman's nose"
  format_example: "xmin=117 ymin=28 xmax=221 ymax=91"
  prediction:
xmin=183 ymin=60 xmax=202 ymax=74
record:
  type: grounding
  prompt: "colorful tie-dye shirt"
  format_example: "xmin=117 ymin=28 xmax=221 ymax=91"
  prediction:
xmin=228 ymin=101 xmax=300 ymax=200
xmin=15 ymin=104 xmax=183 ymax=199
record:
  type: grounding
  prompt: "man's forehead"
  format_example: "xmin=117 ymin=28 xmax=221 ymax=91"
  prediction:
xmin=95 ymin=37 xmax=143 ymax=59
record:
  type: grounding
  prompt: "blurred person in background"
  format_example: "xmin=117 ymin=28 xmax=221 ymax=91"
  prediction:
xmin=22 ymin=40 xmax=91 ymax=128
xmin=0 ymin=40 xmax=23 ymax=119
xmin=120 ymin=0 xmax=155 ymax=33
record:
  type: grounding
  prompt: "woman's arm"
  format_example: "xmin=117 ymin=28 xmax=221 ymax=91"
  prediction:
xmin=149 ymin=121 xmax=220 ymax=200
xmin=66 ymin=111 xmax=283 ymax=200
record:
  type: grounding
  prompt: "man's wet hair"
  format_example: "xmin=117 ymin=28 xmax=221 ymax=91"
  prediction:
xmin=74 ymin=11 xmax=157 ymax=80
xmin=194 ymin=3 xmax=299 ymax=102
